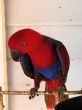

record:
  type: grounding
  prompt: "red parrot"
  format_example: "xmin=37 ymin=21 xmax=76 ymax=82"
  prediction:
xmin=8 ymin=29 xmax=70 ymax=109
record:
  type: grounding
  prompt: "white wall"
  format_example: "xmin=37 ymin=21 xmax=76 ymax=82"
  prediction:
xmin=5 ymin=0 xmax=82 ymax=110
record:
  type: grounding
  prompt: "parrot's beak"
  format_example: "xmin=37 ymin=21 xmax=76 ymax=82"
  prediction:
xmin=10 ymin=49 xmax=21 ymax=62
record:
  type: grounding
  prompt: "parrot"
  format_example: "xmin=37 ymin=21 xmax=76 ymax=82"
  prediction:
xmin=8 ymin=28 xmax=70 ymax=110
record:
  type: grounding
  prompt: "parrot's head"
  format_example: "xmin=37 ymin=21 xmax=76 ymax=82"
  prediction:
xmin=8 ymin=28 xmax=44 ymax=61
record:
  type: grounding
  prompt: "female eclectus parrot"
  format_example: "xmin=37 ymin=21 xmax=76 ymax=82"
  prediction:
xmin=8 ymin=29 xmax=70 ymax=110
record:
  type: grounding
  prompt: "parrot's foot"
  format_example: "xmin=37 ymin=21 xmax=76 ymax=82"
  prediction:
xmin=29 ymin=87 xmax=38 ymax=99
xmin=55 ymin=84 xmax=69 ymax=105
xmin=58 ymin=84 xmax=69 ymax=102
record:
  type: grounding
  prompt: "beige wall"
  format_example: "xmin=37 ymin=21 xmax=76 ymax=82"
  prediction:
xmin=5 ymin=0 xmax=82 ymax=110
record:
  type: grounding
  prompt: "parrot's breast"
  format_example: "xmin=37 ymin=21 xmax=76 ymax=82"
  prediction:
xmin=34 ymin=62 xmax=61 ymax=80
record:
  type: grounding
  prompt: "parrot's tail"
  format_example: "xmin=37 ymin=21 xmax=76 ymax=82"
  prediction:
xmin=45 ymin=93 xmax=56 ymax=110
xmin=45 ymin=84 xmax=68 ymax=110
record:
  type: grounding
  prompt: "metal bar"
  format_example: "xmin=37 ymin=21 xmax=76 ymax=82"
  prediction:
xmin=0 ymin=90 xmax=82 ymax=95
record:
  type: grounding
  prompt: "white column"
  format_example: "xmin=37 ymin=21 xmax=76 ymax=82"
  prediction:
xmin=0 ymin=0 xmax=8 ymax=110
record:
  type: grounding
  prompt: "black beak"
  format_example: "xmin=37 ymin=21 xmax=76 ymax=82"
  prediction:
xmin=10 ymin=49 xmax=21 ymax=62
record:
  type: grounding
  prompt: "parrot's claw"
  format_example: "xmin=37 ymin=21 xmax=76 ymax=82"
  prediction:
xmin=57 ymin=85 xmax=69 ymax=102
xmin=29 ymin=88 xmax=38 ymax=99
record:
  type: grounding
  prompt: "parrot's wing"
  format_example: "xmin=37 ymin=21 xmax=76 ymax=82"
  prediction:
xmin=45 ymin=36 xmax=65 ymax=73
xmin=20 ymin=54 xmax=34 ymax=79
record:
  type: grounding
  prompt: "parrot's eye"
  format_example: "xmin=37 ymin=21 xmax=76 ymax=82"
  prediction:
xmin=21 ymin=41 xmax=26 ymax=47
xmin=10 ymin=49 xmax=21 ymax=62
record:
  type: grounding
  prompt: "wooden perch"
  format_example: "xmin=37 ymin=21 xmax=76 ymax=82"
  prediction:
xmin=0 ymin=90 xmax=82 ymax=95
